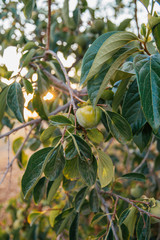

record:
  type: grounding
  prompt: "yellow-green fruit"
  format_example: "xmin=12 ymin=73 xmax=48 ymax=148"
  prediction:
xmin=130 ymin=185 xmax=144 ymax=198
xmin=76 ymin=35 xmax=88 ymax=48
xmin=94 ymin=19 xmax=105 ymax=32
xmin=150 ymin=200 xmax=160 ymax=224
xmin=76 ymin=105 xmax=101 ymax=128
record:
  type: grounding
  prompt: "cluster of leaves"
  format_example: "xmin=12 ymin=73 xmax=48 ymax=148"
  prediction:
xmin=1 ymin=0 xmax=160 ymax=239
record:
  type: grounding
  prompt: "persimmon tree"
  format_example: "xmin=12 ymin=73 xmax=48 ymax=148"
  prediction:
xmin=0 ymin=0 xmax=160 ymax=239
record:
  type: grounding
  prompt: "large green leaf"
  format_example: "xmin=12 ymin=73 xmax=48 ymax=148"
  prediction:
xmin=74 ymin=187 xmax=88 ymax=212
xmin=97 ymin=150 xmax=114 ymax=188
xmin=81 ymin=31 xmax=138 ymax=86
xmin=123 ymin=207 xmax=138 ymax=237
xmin=69 ymin=213 xmax=79 ymax=240
xmin=89 ymin=189 xmax=99 ymax=213
xmin=7 ymin=82 xmax=24 ymax=122
xmin=94 ymin=47 xmax=139 ymax=106
xmin=63 ymin=157 xmax=80 ymax=180
xmin=22 ymin=147 xmax=52 ymax=198
xmin=54 ymin=208 xmax=74 ymax=235
xmin=134 ymin=54 xmax=160 ymax=132
xmin=47 ymin=174 xmax=63 ymax=204
xmin=136 ymin=214 xmax=150 ymax=240
xmin=121 ymin=173 xmax=145 ymax=182
xmin=73 ymin=135 xmax=92 ymax=160
xmin=122 ymin=80 xmax=146 ymax=135
xmin=44 ymin=145 xmax=65 ymax=181
xmin=78 ymin=155 xmax=97 ymax=186
xmin=81 ymin=32 xmax=116 ymax=86
xmin=0 ymin=86 xmax=9 ymax=122
xmin=105 ymin=111 xmax=132 ymax=144
xmin=50 ymin=115 xmax=72 ymax=126
xmin=33 ymin=177 xmax=46 ymax=204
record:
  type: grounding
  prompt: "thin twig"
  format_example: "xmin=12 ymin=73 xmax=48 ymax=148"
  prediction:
xmin=46 ymin=0 xmax=51 ymax=50
xmin=101 ymin=190 xmax=160 ymax=221
xmin=133 ymin=135 xmax=155 ymax=172
xmin=134 ymin=0 xmax=140 ymax=38
xmin=0 ymin=102 xmax=70 ymax=139
xmin=0 ymin=124 xmax=36 ymax=184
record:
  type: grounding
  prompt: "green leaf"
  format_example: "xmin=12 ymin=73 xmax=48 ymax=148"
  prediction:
xmin=97 ymin=150 xmax=114 ymax=188
xmin=117 ymin=19 xmax=132 ymax=31
xmin=21 ymin=147 xmax=52 ymax=198
xmin=32 ymin=91 xmax=48 ymax=120
xmin=119 ymin=224 xmax=130 ymax=240
xmin=44 ymin=145 xmax=65 ymax=181
xmin=122 ymin=79 xmax=146 ymax=135
xmin=136 ymin=214 xmax=150 ymax=240
xmin=82 ymin=31 xmax=138 ymax=86
xmin=78 ymin=155 xmax=97 ymax=186
xmin=23 ymin=79 xmax=33 ymax=94
xmin=0 ymin=86 xmax=9 ymax=122
xmin=69 ymin=213 xmax=79 ymax=240
xmin=73 ymin=134 xmax=92 ymax=160
xmin=133 ymin=123 xmax=152 ymax=152
xmin=7 ymin=82 xmax=24 ymax=122
xmin=65 ymin=141 xmax=78 ymax=160
xmin=49 ymin=207 xmax=61 ymax=228
xmin=0 ymin=65 xmax=13 ymax=79
xmin=40 ymin=126 xmax=56 ymax=143
xmin=27 ymin=211 xmax=43 ymax=226
xmin=23 ymin=0 xmax=36 ymax=19
xmin=22 ymin=49 xmax=36 ymax=67
xmin=54 ymin=208 xmax=74 ymax=235
xmin=87 ymin=129 xmax=104 ymax=144
xmin=110 ymin=69 xmax=134 ymax=85
xmin=94 ymin=47 xmax=139 ymax=106
xmin=112 ymin=78 xmax=130 ymax=111
xmin=89 ymin=189 xmax=99 ymax=213
xmin=50 ymin=115 xmax=72 ymax=126
xmin=134 ymin=54 xmax=160 ymax=132
xmin=152 ymin=23 xmax=160 ymax=52
xmin=33 ymin=177 xmax=46 ymax=204
xmin=91 ymin=212 xmax=107 ymax=225
xmin=139 ymin=0 xmax=149 ymax=9
xmin=154 ymin=154 xmax=160 ymax=171
xmin=74 ymin=187 xmax=88 ymax=212
xmin=62 ymin=0 xmax=76 ymax=30
xmin=123 ymin=207 xmax=138 ymax=237
xmin=22 ymin=41 xmax=37 ymax=52
xmin=105 ymin=110 xmax=132 ymax=144
xmin=47 ymin=174 xmax=63 ymax=204
xmin=12 ymin=137 xmax=23 ymax=153
xmin=81 ymin=32 xmax=116 ymax=86
xmin=119 ymin=208 xmax=130 ymax=225
xmin=63 ymin=157 xmax=80 ymax=180
xmin=121 ymin=173 xmax=146 ymax=182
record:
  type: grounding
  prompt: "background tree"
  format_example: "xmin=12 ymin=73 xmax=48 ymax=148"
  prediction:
xmin=0 ymin=0 xmax=160 ymax=239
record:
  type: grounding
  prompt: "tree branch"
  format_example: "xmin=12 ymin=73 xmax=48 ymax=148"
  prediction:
xmin=46 ymin=0 xmax=51 ymax=50
xmin=0 ymin=124 xmax=36 ymax=184
xmin=0 ymin=102 xmax=70 ymax=139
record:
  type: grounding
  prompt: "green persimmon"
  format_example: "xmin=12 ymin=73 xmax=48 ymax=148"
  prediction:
xmin=150 ymin=200 xmax=160 ymax=223
xmin=76 ymin=105 xmax=101 ymax=128
xmin=130 ymin=185 xmax=144 ymax=198
xmin=94 ymin=19 xmax=105 ymax=32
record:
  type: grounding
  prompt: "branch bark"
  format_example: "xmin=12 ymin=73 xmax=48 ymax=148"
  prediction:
xmin=46 ymin=0 xmax=51 ymax=50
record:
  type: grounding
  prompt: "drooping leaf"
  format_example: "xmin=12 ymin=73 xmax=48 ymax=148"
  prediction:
xmin=22 ymin=49 xmax=36 ymax=67
xmin=27 ymin=211 xmax=43 ymax=226
xmin=119 ymin=208 xmax=130 ymax=225
xmin=133 ymin=123 xmax=152 ymax=152
xmin=136 ymin=214 xmax=150 ymax=240
xmin=105 ymin=110 xmax=132 ymax=144
xmin=0 ymin=65 xmax=13 ymax=79
xmin=91 ymin=212 xmax=107 ymax=225
xmin=63 ymin=157 xmax=80 ymax=180
xmin=87 ymin=129 xmax=104 ymax=144
xmin=74 ymin=186 xmax=88 ymax=212
xmin=44 ymin=145 xmax=65 ymax=181
xmin=62 ymin=0 xmax=76 ymax=30
xmin=22 ymin=0 xmax=36 ymax=19
xmin=69 ymin=213 xmax=79 ymax=240
xmin=0 ymin=86 xmax=9 ymax=122
xmin=78 ymin=155 xmax=97 ymax=186
xmin=22 ymin=41 xmax=37 ymax=52
xmin=134 ymin=54 xmax=160 ymax=132
xmin=89 ymin=188 xmax=99 ymax=213
xmin=40 ymin=126 xmax=56 ymax=143
xmin=121 ymin=173 xmax=146 ymax=182
xmin=117 ymin=19 xmax=132 ymax=31
xmin=33 ymin=177 xmax=46 ymax=204
xmin=81 ymin=31 xmax=138 ymax=86
xmin=23 ymin=78 xmax=33 ymax=94
xmin=49 ymin=207 xmax=61 ymax=228
xmin=54 ymin=208 xmax=74 ymax=235
xmin=97 ymin=150 xmax=114 ymax=188
xmin=122 ymin=79 xmax=146 ymax=135
xmin=21 ymin=147 xmax=52 ymax=198
xmin=123 ymin=207 xmax=138 ymax=237
xmin=139 ymin=0 xmax=149 ymax=9
xmin=7 ymin=82 xmax=24 ymax=122
xmin=73 ymin=134 xmax=92 ymax=160
xmin=50 ymin=115 xmax=72 ymax=126
xmin=65 ymin=141 xmax=78 ymax=160
xmin=32 ymin=91 xmax=48 ymax=120
xmin=47 ymin=174 xmax=63 ymax=204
